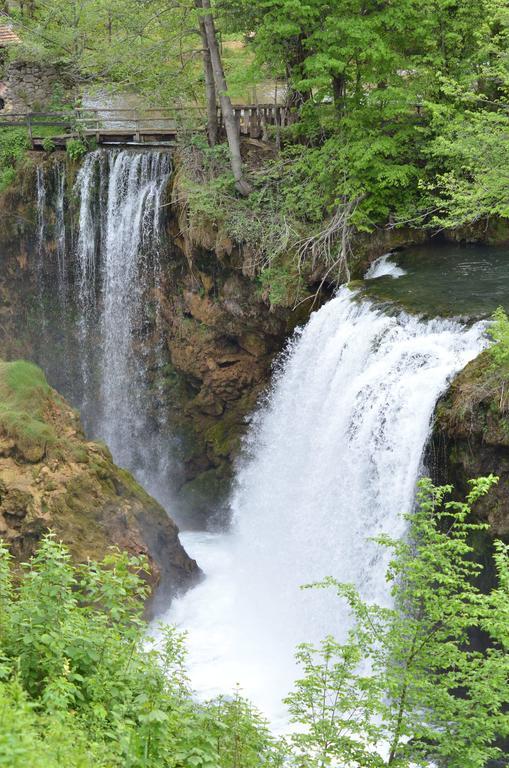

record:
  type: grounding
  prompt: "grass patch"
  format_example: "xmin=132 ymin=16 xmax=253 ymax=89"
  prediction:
xmin=0 ymin=128 xmax=30 ymax=194
xmin=0 ymin=360 xmax=59 ymax=460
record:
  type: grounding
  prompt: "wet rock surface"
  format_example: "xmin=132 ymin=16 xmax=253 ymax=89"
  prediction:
xmin=0 ymin=152 xmax=445 ymax=530
xmin=431 ymin=350 xmax=509 ymax=537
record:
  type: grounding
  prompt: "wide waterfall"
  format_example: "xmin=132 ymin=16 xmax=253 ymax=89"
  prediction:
xmin=164 ymin=288 xmax=486 ymax=725
xmin=32 ymin=149 xmax=175 ymax=508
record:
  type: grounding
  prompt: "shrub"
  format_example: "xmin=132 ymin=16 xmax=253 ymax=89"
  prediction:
xmin=0 ymin=535 xmax=282 ymax=768
xmin=66 ymin=139 xmax=87 ymax=162
xmin=42 ymin=136 xmax=56 ymax=153
xmin=0 ymin=128 xmax=29 ymax=193
xmin=487 ymin=306 xmax=509 ymax=368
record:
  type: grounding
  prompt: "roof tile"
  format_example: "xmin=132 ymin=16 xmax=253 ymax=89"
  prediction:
xmin=0 ymin=26 xmax=21 ymax=46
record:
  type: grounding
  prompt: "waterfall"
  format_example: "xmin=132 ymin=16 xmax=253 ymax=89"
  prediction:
xmin=32 ymin=149 xmax=174 ymax=509
xmin=72 ymin=149 xmax=173 ymax=502
xmin=36 ymin=165 xmax=46 ymax=253
xmin=54 ymin=161 xmax=67 ymax=292
xmin=34 ymin=166 xmax=47 ymax=337
xmin=164 ymin=287 xmax=486 ymax=725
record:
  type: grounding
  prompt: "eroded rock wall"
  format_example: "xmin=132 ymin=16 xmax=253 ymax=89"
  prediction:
xmin=0 ymin=150 xmax=432 ymax=529
xmin=431 ymin=351 xmax=509 ymax=537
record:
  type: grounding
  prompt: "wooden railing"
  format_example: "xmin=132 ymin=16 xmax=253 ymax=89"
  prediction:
xmin=0 ymin=111 xmax=74 ymax=141
xmin=229 ymin=104 xmax=297 ymax=139
xmin=0 ymin=100 xmax=425 ymax=147
xmin=74 ymin=106 xmax=206 ymax=133
xmin=0 ymin=103 xmax=298 ymax=144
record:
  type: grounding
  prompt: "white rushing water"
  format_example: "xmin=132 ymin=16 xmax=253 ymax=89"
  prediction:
xmin=31 ymin=152 xmax=486 ymax=727
xmin=73 ymin=149 xmax=173 ymax=503
xmin=365 ymin=252 xmax=407 ymax=279
xmin=163 ymin=287 xmax=486 ymax=726
xmin=29 ymin=149 xmax=175 ymax=509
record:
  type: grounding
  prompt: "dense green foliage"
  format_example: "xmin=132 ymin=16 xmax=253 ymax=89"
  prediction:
xmin=0 ymin=128 xmax=29 ymax=193
xmin=0 ymin=536 xmax=281 ymax=768
xmin=488 ymin=306 xmax=509 ymax=368
xmin=3 ymin=0 xmax=509 ymax=279
xmin=285 ymin=476 xmax=509 ymax=767
xmin=173 ymin=0 xmax=509 ymax=295
xmin=1 ymin=478 xmax=508 ymax=766
xmin=215 ymin=0 xmax=509 ymax=229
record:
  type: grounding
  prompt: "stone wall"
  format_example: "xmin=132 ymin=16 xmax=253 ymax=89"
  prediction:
xmin=0 ymin=60 xmax=68 ymax=113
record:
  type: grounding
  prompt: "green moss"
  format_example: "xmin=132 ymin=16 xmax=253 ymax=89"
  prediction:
xmin=115 ymin=467 xmax=155 ymax=505
xmin=205 ymin=413 xmax=241 ymax=459
xmin=2 ymin=360 xmax=50 ymax=399
xmin=256 ymin=259 xmax=305 ymax=308
xmin=92 ymin=440 xmax=113 ymax=460
xmin=0 ymin=360 xmax=60 ymax=458
xmin=69 ymin=445 xmax=89 ymax=463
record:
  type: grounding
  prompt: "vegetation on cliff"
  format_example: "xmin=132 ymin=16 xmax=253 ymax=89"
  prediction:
xmin=0 ymin=360 xmax=196 ymax=593
xmin=0 ymin=360 xmax=59 ymax=460
xmin=1 ymin=478 xmax=508 ymax=767
xmin=172 ymin=0 xmax=509 ymax=299
xmin=1 ymin=2 xmax=509 ymax=761
xmin=432 ymin=308 xmax=509 ymax=536
xmin=0 ymin=127 xmax=28 ymax=193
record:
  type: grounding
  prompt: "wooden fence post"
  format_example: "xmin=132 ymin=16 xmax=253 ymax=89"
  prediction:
xmin=27 ymin=113 xmax=33 ymax=148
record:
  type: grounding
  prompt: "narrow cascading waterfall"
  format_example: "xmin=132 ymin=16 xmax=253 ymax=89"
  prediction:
xmin=73 ymin=149 xmax=173 ymax=503
xmin=164 ymin=287 xmax=486 ymax=725
xmin=35 ymin=166 xmax=47 ymax=334
xmin=36 ymin=165 xmax=46 ymax=251
xmin=54 ymin=161 xmax=67 ymax=293
xmin=32 ymin=149 xmax=175 ymax=509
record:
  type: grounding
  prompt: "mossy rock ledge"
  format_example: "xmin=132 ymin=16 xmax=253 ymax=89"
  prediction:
xmin=0 ymin=360 xmax=198 ymax=603
xmin=431 ymin=350 xmax=509 ymax=537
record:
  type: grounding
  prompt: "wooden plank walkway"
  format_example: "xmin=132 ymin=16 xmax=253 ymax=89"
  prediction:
xmin=0 ymin=104 xmax=296 ymax=148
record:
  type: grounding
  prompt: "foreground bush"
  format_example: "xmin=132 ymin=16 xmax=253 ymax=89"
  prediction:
xmin=286 ymin=477 xmax=509 ymax=767
xmin=0 ymin=537 xmax=279 ymax=768
xmin=1 ymin=477 xmax=508 ymax=767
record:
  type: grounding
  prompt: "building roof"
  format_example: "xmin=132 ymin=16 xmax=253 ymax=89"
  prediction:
xmin=0 ymin=25 xmax=21 ymax=47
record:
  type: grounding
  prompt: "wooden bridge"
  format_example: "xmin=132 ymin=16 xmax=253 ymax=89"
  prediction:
xmin=0 ymin=104 xmax=296 ymax=148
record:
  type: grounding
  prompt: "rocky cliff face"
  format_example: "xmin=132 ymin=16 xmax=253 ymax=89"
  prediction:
xmin=431 ymin=351 xmax=509 ymax=537
xmin=0 ymin=359 xmax=197 ymax=603
xmin=159 ymin=168 xmax=426 ymax=523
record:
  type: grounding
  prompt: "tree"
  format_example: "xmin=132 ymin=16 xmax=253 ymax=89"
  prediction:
xmin=196 ymin=0 xmax=218 ymax=146
xmin=285 ymin=476 xmax=509 ymax=768
xmin=197 ymin=0 xmax=251 ymax=195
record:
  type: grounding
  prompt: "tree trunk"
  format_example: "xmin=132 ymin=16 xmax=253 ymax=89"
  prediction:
xmin=195 ymin=0 xmax=218 ymax=147
xmin=332 ymin=73 xmax=346 ymax=116
xmin=198 ymin=0 xmax=251 ymax=195
xmin=285 ymin=36 xmax=313 ymax=108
